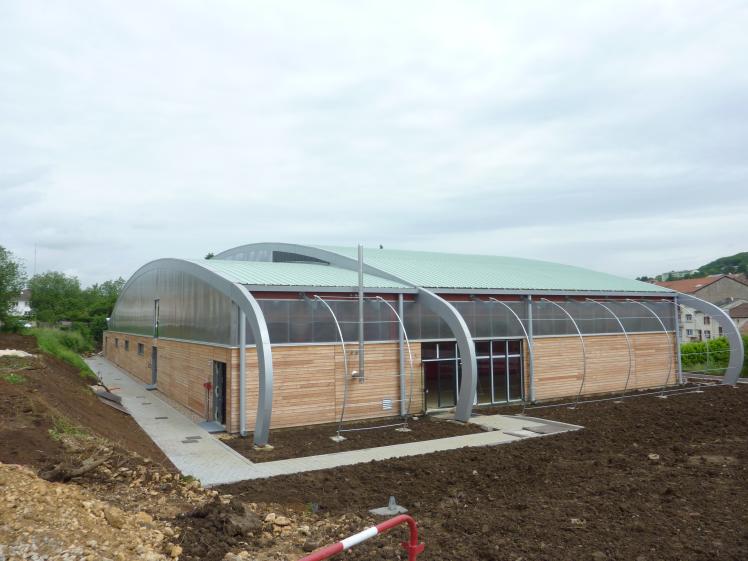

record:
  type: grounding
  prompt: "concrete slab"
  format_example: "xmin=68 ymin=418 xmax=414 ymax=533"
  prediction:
xmin=86 ymin=356 xmax=264 ymax=487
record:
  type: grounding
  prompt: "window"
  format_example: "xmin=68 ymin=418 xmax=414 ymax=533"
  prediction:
xmin=137 ymin=343 xmax=145 ymax=356
xmin=685 ymin=314 xmax=693 ymax=321
xmin=719 ymin=327 xmax=723 ymax=336
xmin=115 ymin=338 xmax=119 ymax=348
xmin=704 ymin=330 xmax=712 ymax=339
xmin=686 ymin=329 xmax=694 ymax=336
xmin=703 ymin=316 xmax=711 ymax=325
xmin=124 ymin=340 xmax=130 ymax=351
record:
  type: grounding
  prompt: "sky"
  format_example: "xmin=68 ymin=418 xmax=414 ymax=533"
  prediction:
xmin=1 ymin=0 xmax=747 ymax=286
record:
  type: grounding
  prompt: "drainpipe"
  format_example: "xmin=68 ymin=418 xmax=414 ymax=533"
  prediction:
xmin=526 ymin=295 xmax=535 ymax=403
xmin=398 ymin=293 xmax=406 ymax=416
xmin=239 ymin=308 xmax=247 ymax=436
xmin=358 ymin=244 xmax=365 ymax=383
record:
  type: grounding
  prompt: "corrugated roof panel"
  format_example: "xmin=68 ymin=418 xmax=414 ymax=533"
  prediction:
xmin=315 ymin=246 xmax=671 ymax=293
xmin=189 ymin=259 xmax=409 ymax=289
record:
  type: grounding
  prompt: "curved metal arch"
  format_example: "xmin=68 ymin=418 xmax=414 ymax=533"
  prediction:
xmin=419 ymin=288 xmax=478 ymax=421
xmin=375 ymin=296 xmax=416 ymax=418
xmin=217 ymin=242 xmax=480 ymax=422
xmin=111 ymin=258 xmax=274 ymax=446
xmin=487 ymin=298 xmax=534 ymax=401
xmin=312 ymin=296 xmax=351 ymax=437
xmin=539 ymin=298 xmax=588 ymax=406
xmin=674 ymin=293 xmax=744 ymax=385
xmin=586 ymin=298 xmax=635 ymax=397
xmin=625 ymin=299 xmax=674 ymax=394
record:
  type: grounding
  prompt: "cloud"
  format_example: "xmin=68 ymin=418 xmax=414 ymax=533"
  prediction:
xmin=1 ymin=0 xmax=747 ymax=285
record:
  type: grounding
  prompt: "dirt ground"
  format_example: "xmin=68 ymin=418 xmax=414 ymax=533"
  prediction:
xmin=0 ymin=333 xmax=172 ymax=470
xmin=214 ymin=386 xmax=748 ymax=561
xmin=225 ymin=415 xmax=485 ymax=462
xmin=4 ymin=332 xmax=748 ymax=561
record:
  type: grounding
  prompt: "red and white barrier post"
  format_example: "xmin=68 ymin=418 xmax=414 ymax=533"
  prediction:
xmin=298 ymin=514 xmax=425 ymax=561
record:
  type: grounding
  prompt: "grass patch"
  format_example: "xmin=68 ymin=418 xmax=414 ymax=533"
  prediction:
xmin=48 ymin=416 xmax=87 ymax=441
xmin=29 ymin=328 xmax=96 ymax=380
xmin=2 ymin=372 xmax=27 ymax=384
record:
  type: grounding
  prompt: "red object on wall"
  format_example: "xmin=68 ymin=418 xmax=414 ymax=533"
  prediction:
xmin=203 ymin=382 xmax=212 ymax=390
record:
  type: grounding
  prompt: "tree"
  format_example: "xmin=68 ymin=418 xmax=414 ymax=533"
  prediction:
xmin=29 ymin=272 xmax=83 ymax=322
xmin=0 ymin=246 xmax=26 ymax=327
xmin=205 ymin=252 xmax=215 ymax=260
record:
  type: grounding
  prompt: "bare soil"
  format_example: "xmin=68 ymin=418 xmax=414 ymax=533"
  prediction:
xmin=225 ymin=416 xmax=485 ymax=462
xmin=0 ymin=333 xmax=172 ymax=470
xmin=212 ymin=386 xmax=748 ymax=561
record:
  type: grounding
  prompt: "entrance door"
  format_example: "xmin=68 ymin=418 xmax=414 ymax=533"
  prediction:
xmin=151 ymin=347 xmax=158 ymax=385
xmin=212 ymin=361 xmax=227 ymax=425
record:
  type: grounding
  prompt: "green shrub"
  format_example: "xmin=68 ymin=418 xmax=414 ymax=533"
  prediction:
xmin=2 ymin=372 xmax=27 ymax=384
xmin=48 ymin=417 xmax=87 ymax=440
xmin=30 ymin=328 xmax=96 ymax=380
xmin=681 ymin=335 xmax=748 ymax=377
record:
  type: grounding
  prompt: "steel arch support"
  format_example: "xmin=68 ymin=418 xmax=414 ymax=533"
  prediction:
xmin=313 ymin=296 xmax=351 ymax=434
xmin=540 ymin=299 xmax=588 ymax=404
xmin=586 ymin=298 xmax=635 ymax=395
xmin=626 ymin=299 xmax=674 ymax=392
xmin=418 ymin=288 xmax=477 ymax=421
xmin=113 ymin=258 xmax=274 ymax=446
xmin=676 ymin=293 xmax=745 ymax=384
xmin=488 ymin=298 xmax=535 ymax=402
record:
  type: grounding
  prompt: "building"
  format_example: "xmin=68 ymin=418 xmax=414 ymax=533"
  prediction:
xmin=728 ymin=302 xmax=748 ymax=334
xmin=104 ymin=243 xmax=744 ymax=446
xmin=654 ymin=275 xmax=748 ymax=341
xmin=12 ymin=289 xmax=31 ymax=317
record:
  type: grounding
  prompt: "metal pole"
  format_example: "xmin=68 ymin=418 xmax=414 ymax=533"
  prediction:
xmin=672 ymin=297 xmax=684 ymax=384
xmin=239 ymin=307 xmax=247 ymax=437
xmin=358 ymin=244 xmax=365 ymax=383
xmin=527 ymin=295 xmax=535 ymax=403
xmin=398 ymin=293 xmax=406 ymax=416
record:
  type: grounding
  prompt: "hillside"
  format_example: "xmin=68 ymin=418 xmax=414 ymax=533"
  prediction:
xmin=699 ymin=251 xmax=748 ymax=275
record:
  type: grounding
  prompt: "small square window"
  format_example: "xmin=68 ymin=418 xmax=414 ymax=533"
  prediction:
xmin=686 ymin=329 xmax=694 ymax=336
xmin=703 ymin=316 xmax=711 ymax=325
xmin=704 ymin=330 xmax=711 ymax=339
xmin=137 ymin=343 xmax=145 ymax=356
xmin=685 ymin=314 xmax=693 ymax=321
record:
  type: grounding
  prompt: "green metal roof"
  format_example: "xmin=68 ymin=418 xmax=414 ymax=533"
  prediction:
xmin=315 ymin=246 xmax=671 ymax=293
xmin=190 ymin=259 xmax=410 ymax=289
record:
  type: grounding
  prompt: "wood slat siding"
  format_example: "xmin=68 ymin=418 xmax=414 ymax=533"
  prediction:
xmin=104 ymin=331 xmax=231 ymax=419
xmin=103 ymin=332 xmax=153 ymax=384
xmin=533 ymin=333 xmax=678 ymax=401
xmin=227 ymin=343 xmax=423 ymax=433
xmin=105 ymin=329 xmax=675 ymax=434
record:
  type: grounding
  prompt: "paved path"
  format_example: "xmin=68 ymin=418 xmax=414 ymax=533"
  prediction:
xmin=86 ymin=356 xmax=264 ymax=486
xmin=86 ymin=356 xmax=583 ymax=486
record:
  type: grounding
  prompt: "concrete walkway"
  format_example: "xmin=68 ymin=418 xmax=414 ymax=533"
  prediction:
xmin=86 ymin=356 xmax=583 ymax=487
xmin=86 ymin=356 xmax=264 ymax=486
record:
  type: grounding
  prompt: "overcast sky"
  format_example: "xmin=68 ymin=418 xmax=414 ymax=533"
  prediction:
xmin=2 ymin=1 xmax=747 ymax=286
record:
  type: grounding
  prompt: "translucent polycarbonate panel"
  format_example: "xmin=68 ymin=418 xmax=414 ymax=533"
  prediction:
xmin=221 ymin=248 xmax=272 ymax=262
xmin=109 ymin=270 xmax=157 ymax=336
xmin=402 ymin=300 xmax=452 ymax=340
xmin=252 ymin=298 xmax=401 ymax=344
xmin=532 ymin=299 xmax=676 ymax=336
xmin=451 ymin=301 xmax=528 ymax=339
xmin=110 ymin=268 xmax=242 ymax=345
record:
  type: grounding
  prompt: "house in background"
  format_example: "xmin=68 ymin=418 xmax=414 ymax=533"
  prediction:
xmin=728 ymin=302 xmax=748 ymax=334
xmin=654 ymin=275 xmax=748 ymax=341
xmin=12 ymin=289 xmax=31 ymax=317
